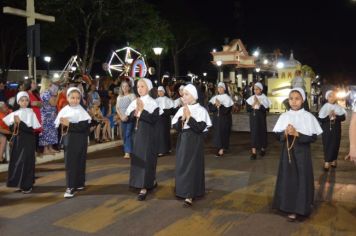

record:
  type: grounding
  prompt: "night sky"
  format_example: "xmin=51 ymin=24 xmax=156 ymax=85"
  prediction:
xmin=6 ymin=0 xmax=356 ymax=84
xmin=169 ymin=0 xmax=356 ymax=84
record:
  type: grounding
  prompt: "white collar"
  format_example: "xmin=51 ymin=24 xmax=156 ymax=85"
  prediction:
xmin=209 ymin=94 xmax=234 ymax=107
xmin=318 ymin=103 xmax=346 ymax=119
xmin=172 ymin=103 xmax=212 ymax=132
xmin=3 ymin=108 xmax=41 ymax=129
xmin=54 ymin=105 xmax=91 ymax=128
xmin=273 ymin=108 xmax=323 ymax=136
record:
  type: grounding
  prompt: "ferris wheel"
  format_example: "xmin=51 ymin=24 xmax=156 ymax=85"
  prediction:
xmin=106 ymin=46 xmax=147 ymax=78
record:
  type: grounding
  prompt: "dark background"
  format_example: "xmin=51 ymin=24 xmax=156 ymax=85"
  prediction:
xmin=6 ymin=0 xmax=356 ymax=84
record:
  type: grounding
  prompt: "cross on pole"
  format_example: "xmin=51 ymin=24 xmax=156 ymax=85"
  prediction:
xmin=3 ymin=0 xmax=55 ymax=80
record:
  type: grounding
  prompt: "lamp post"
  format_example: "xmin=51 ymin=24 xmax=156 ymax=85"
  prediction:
xmin=153 ymin=47 xmax=163 ymax=84
xmin=44 ymin=56 xmax=51 ymax=75
xmin=216 ymin=60 xmax=222 ymax=83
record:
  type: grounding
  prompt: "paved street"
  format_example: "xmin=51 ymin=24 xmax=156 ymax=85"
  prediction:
xmin=0 ymin=114 xmax=356 ymax=236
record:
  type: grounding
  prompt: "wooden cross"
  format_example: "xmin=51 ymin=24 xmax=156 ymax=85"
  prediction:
xmin=3 ymin=0 xmax=55 ymax=79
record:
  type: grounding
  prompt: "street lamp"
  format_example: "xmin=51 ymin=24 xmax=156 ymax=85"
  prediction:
xmin=153 ymin=47 xmax=163 ymax=84
xmin=44 ymin=56 xmax=51 ymax=75
xmin=256 ymin=67 xmax=261 ymax=81
xmin=216 ymin=60 xmax=222 ymax=83
xmin=253 ymin=49 xmax=260 ymax=57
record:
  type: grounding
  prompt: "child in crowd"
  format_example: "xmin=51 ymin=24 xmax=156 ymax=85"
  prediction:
xmin=55 ymin=87 xmax=91 ymax=198
xmin=3 ymin=91 xmax=41 ymax=193
xmin=272 ymin=88 xmax=322 ymax=221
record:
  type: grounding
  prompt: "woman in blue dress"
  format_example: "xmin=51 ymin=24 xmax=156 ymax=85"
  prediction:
xmin=39 ymin=78 xmax=58 ymax=155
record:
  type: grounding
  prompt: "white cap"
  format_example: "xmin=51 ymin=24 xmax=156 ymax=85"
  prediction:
xmin=254 ymin=82 xmax=263 ymax=91
xmin=140 ymin=78 xmax=153 ymax=91
xmin=290 ymin=87 xmax=306 ymax=101
xmin=325 ymin=90 xmax=333 ymax=100
xmin=183 ymin=84 xmax=198 ymax=100
xmin=16 ymin=91 xmax=29 ymax=104
xmin=218 ymin=82 xmax=226 ymax=90
xmin=158 ymin=86 xmax=165 ymax=93
xmin=67 ymin=87 xmax=82 ymax=97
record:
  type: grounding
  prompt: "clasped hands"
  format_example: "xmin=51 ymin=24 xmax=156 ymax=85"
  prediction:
xmin=134 ymin=98 xmax=144 ymax=118
xmin=181 ymin=105 xmax=191 ymax=123
xmin=285 ymin=124 xmax=299 ymax=137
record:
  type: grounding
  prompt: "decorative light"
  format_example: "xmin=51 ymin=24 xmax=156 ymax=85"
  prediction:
xmin=276 ymin=62 xmax=284 ymax=69
xmin=256 ymin=68 xmax=261 ymax=73
xmin=71 ymin=66 xmax=77 ymax=71
xmin=24 ymin=76 xmax=29 ymax=80
xmin=212 ymin=48 xmax=217 ymax=52
xmin=216 ymin=60 xmax=222 ymax=66
xmin=253 ymin=50 xmax=260 ymax=57
xmin=53 ymin=73 xmax=59 ymax=78
xmin=263 ymin=59 xmax=269 ymax=65
xmin=126 ymin=58 xmax=133 ymax=64
xmin=95 ymin=75 xmax=100 ymax=79
xmin=44 ymin=56 xmax=51 ymax=63
xmin=153 ymin=47 xmax=163 ymax=55
xmin=203 ymin=72 xmax=207 ymax=77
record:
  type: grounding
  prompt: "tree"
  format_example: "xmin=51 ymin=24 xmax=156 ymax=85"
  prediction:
xmin=38 ymin=0 xmax=172 ymax=75
xmin=151 ymin=0 xmax=210 ymax=77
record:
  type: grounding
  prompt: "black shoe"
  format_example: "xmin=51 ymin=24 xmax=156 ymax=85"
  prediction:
xmin=250 ymin=154 xmax=257 ymax=160
xmin=137 ymin=192 xmax=147 ymax=201
xmin=260 ymin=150 xmax=266 ymax=157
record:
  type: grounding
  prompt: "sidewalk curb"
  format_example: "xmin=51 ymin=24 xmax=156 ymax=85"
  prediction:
xmin=0 ymin=140 xmax=123 ymax=173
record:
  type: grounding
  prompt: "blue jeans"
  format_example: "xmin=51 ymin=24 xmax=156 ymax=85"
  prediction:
xmin=121 ymin=121 xmax=133 ymax=153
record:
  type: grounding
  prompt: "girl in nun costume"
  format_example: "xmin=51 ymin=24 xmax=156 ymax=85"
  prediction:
xmin=156 ymin=86 xmax=175 ymax=156
xmin=54 ymin=87 xmax=91 ymax=198
xmin=208 ymin=82 xmax=234 ymax=157
xmin=246 ymin=82 xmax=271 ymax=160
xmin=172 ymin=84 xmax=212 ymax=207
xmin=3 ymin=91 xmax=41 ymax=193
xmin=272 ymin=88 xmax=322 ymax=222
xmin=318 ymin=90 xmax=346 ymax=170
xmin=125 ymin=78 xmax=159 ymax=201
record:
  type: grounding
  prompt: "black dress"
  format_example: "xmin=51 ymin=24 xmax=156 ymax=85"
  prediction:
xmin=7 ymin=121 xmax=36 ymax=190
xmin=156 ymin=108 xmax=174 ymax=154
xmin=273 ymin=132 xmax=317 ymax=216
xmin=129 ymin=108 xmax=159 ymax=189
xmin=208 ymin=103 xmax=232 ymax=150
xmin=63 ymin=120 xmax=90 ymax=189
xmin=246 ymin=104 xmax=268 ymax=149
xmin=319 ymin=114 xmax=346 ymax=162
xmin=174 ymin=117 xmax=207 ymax=199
